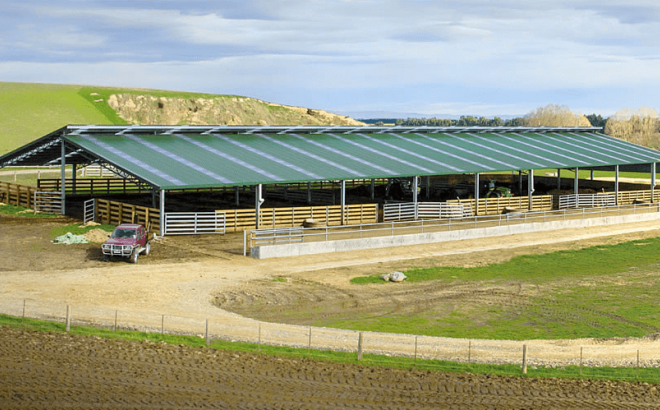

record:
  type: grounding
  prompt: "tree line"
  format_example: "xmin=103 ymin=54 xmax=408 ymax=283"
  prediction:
xmin=390 ymin=104 xmax=659 ymax=149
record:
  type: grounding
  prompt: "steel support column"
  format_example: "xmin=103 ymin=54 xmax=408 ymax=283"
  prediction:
xmin=574 ymin=168 xmax=579 ymax=194
xmin=307 ymin=182 xmax=312 ymax=204
xmin=340 ymin=180 xmax=346 ymax=225
xmin=474 ymin=173 xmax=480 ymax=216
xmin=60 ymin=138 xmax=66 ymax=215
xmin=557 ymin=168 xmax=561 ymax=190
xmin=590 ymin=170 xmax=594 ymax=181
xmin=652 ymin=163 xmax=657 ymax=203
xmin=151 ymin=190 xmax=157 ymax=208
xmin=255 ymin=184 xmax=263 ymax=229
xmin=518 ymin=170 xmax=522 ymax=195
xmin=528 ymin=169 xmax=535 ymax=211
xmin=235 ymin=186 xmax=240 ymax=207
xmin=71 ymin=164 xmax=77 ymax=195
xmin=413 ymin=176 xmax=419 ymax=220
xmin=426 ymin=176 xmax=431 ymax=199
xmin=615 ymin=165 xmax=619 ymax=205
xmin=159 ymin=190 xmax=165 ymax=236
xmin=370 ymin=179 xmax=375 ymax=201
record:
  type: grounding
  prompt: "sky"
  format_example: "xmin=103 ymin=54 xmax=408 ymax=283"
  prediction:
xmin=2 ymin=0 xmax=660 ymax=119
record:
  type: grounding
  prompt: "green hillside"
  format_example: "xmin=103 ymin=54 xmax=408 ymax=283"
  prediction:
xmin=0 ymin=82 xmax=363 ymax=156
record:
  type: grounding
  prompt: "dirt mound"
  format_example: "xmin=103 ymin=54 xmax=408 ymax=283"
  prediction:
xmin=83 ymin=229 xmax=110 ymax=243
xmin=107 ymin=93 xmax=364 ymax=126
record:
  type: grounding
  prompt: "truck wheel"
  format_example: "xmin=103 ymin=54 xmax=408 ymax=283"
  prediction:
xmin=102 ymin=255 xmax=109 ymax=262
xmin=144 ymin=242 xmax=151 ymax=256
xmin=130 ymin=250 xmax=139 ymax=264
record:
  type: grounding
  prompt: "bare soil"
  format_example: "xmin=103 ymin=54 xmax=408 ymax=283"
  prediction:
xmin=1 ymin=327 xmax=660 ymax=410
xmin=3 ymin=213 xmax=660 ymax=406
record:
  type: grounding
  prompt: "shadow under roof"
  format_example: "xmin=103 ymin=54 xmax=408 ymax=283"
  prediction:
xmin=2 ymin=125 xmax=659 ymax=190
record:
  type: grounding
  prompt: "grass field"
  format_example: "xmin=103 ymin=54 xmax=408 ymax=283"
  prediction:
xmin=287 ymin=238 xmax=660 ymax=340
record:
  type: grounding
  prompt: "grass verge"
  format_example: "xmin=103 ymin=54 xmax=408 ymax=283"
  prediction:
xmin=0 ymin=203 xmax=59 ymax=218
xmin=1 ymin=314 xmax=657 ymax=385
xmin=49 ymin=223 xmax=115 ymax=239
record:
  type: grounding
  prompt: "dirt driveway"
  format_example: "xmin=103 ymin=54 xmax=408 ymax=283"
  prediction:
xmin=2 ymin=214 xmax=660 ymax=367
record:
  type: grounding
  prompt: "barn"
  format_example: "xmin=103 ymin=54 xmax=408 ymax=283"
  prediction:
xmin=2 ymin=124 xmax=660 ymax=257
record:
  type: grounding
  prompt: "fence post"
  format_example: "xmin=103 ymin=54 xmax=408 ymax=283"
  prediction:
xmin=258 ymin=324 xmax=262 ymax=351
xmin=308 ymin=327 xmax=312 ymax=355
xmin=243 ymin=230 xmax=247 ymax=257
xmin=468 ymin=340 xmax=471 ymax=365
xmin=413 ymin=336 xmax=418 ymax=366
xmin=65 ymin=305 xmax=71 ymax=332
xmin=358 ymin=332 xmax=364 ymax=361
xmin=521 ymin=344 xmax=527 ymax=375
xmin=637 ymin=350 xmax=640 ymax=379
xmin=161 ymin=315 xmax=164 ymax=335
xmin=22 ymin=299 xmax=26 ymax=323
xmin=114 ymin=310 xmax=118 ymax=332
xmin=579 ymin=347 xmax=583 ymax=377
xmin=206 ymin=319 xmax=210 ymax=346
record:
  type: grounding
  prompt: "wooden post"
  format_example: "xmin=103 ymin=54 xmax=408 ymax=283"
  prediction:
xmin=468 ymin=340 xmax=471 ymax=365
xmin=414 ymin=336 xmax=418 ymax=366
xmin=637 ymin=350 xmax=640 ymax=379
xmin=522 ymin=344 xmax=527 ymax=375
xmin=579 ymin=347 xmax=583 ymax=377
xmin=205 ymin=319 xmax=210 ymax=346
xmin=308 ymin=327 xmax=312 ymax=355
xmin=114 ymin=310 xmax=118 ymax=332
xmin=65 ymin=305 xmax=71 ymax=332
xmin=22 ymin=299 xmax=26 ymax=323
xmin=161 ymin=315 xmax=164 ymax=335
xmin=357 ymin=332 xmax=364 ymax=361
xmin=258 ymin=324 xmax=261 ymax=351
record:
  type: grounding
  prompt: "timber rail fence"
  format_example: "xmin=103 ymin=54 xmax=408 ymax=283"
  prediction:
xmin=2 ymin=297 xmax=660 ymax=382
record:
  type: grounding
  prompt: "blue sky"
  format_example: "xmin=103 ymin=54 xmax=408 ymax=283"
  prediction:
xmin=1 ymin=0 xmax=660 ymax=118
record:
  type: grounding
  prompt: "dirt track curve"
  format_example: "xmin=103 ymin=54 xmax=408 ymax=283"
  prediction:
xmin=2 ymin=328 xmax=660 ymax=410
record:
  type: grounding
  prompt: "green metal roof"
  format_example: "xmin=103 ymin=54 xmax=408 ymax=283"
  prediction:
xmin=3 ymin=125 xmax=660 ymax=190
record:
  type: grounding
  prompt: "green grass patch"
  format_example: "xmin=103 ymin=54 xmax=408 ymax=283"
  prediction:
xmin=0 ymin=203 xmax=59 ymax=218
xmin=49 ymin=223 xmax=115 ymax=239
xmin=0 ymin=313 xmax=657 ymax=385
xmin=352 ymin=238 xmax=660 ymax=285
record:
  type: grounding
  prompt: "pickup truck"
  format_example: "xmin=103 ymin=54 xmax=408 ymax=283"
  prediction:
xmin=102 ymin=224 xmax=151 ymax=263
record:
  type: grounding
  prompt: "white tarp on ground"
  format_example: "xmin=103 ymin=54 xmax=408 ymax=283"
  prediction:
xmin=52 ymin=232 xmax=89 ymax=245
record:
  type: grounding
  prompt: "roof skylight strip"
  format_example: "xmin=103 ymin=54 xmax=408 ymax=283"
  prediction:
xmin=464 ymin=133 xmax=546 ymax=168
xmin=213 ymin=134 xmax=324 ymax=180
xmin=469 ymin=133 xmax=566 ymax=167
xmin=576 ymin=133 xmax=660 ymax=162
xmin=501 ymin=134 xmax=584 ymax=164
xmin=257 ymin=134 xmax=365 ymax=177
xmin=547 ymin=133 xmax=641 ymax=163
xmin=124 ymin=135 xmax=232 ymax=184
xmin=522 ymin=134 xmax=608 ymax=164
xmin=327 ymin=134 xmax=434 ymax=174
xmin=563 ymin=132 xmax=649 ymax=162
xmin=175 ymin=135 xmax=283 ymax=181
xmin=424 ymin=134 xmax=518 ymax=169
xmin=391 ymin=133 xmax=493 ymax=170
xmin=79 ymin=135 xmax=186 ymax=186
xmin=356 ymin=133 xmax=463 ymax=172
xmin=591 ymin=132 xmax=660 ymax=159
xmin=290 ymin=134 xmax=395 ymax=175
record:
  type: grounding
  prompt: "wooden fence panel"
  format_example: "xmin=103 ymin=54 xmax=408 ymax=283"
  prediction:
xmin=617 ymin=190 xmax=660 ymax=205
xmin=446 ymin=195 xmax=553 ymax=215
xmin=217 ymin=204 xmax=378 ymax=232
xmin=0 ymin=181 xmax=57 ymax=210
xmin=96 ymin=199 xmax=160 ymax=232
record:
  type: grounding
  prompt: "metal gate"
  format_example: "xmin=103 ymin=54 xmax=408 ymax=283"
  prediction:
xmin=383 ymin=202 xmax=471 ymax=221
xmin=33 ymin=191 xmax=62 ymax=214
xmin=83 ymin=198 xmax=95 ymax=224
xmin=164 ymin=212 xmax=226 ymax=235
xmin=559 ymin=194 xmax=616 ymax=209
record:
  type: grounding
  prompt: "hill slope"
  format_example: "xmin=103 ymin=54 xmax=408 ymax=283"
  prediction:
xmin=0 ymin=82 xmax=363 ymax=155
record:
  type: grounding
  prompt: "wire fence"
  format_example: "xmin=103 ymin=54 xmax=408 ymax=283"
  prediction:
xmin=3 ymin=297 xmax=660 ymax=383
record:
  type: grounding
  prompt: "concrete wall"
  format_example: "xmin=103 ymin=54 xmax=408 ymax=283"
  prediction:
xmin=251 ymin=209 xmax=660 ymax=259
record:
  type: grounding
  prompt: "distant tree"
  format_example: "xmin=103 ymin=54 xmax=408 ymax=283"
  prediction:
xmin=604 ymin=107 xmax=660 ymax=148
xmin=522 ymin=104 xmax=592 ymax=127
xmin=374 ymin=121 xmax=385 ymax=126
xmin=491 ymin=116 xmax=504 ymax=126
xmin=585 ymin=113 xmax=607 ymax=128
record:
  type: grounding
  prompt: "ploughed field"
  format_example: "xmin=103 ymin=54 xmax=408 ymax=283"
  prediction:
xmin=1 ymin=327 xmax=659 ymax=409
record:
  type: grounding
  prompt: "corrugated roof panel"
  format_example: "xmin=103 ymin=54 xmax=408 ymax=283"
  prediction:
xmin=4 ymin=125 xmax=660 ymax=190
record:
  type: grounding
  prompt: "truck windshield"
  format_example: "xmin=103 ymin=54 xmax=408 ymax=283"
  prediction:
xmin=111 ymin=229 xmax=136 ymax=239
